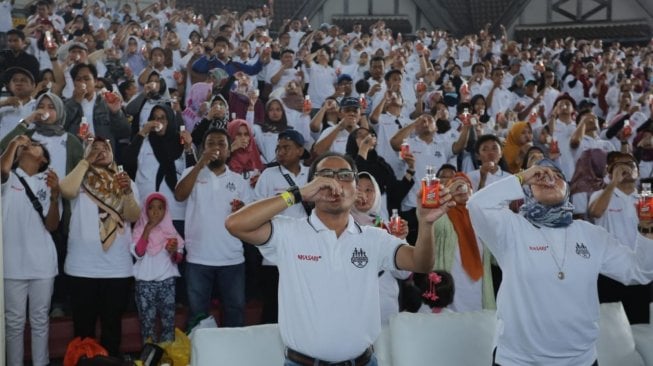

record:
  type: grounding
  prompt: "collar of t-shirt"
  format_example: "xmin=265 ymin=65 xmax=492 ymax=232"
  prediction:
xmin=307 ymin=210 xmax=361 ymax=235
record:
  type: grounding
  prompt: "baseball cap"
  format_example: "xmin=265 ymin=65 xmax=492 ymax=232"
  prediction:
xmin=2 ymin=67 xmax=35 ymax=85
xmin=68 ymin=42 xmax=88 ymax=52
xmin=578 ymin=99 xmax=596 ymax=110
xmin=278 ymin=129 xmax=310 ymax=160
xmin=337 ymin=74 xmax=353 ymax=84
xmin=339 ymin=96 xmax=361 ymax=109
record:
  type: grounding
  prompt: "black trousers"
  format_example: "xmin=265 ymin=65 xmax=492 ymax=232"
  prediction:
xmin=69 ymin=276 xmax=132 ymax=356
xmin=260 ymin=265 xmax=279 ymax=324
xmin=598 ymin=274 xmax=651 ymax=324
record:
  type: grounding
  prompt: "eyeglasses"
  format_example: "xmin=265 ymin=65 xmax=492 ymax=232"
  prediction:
xmin=314 ymin=169 xmax=356 ymax=182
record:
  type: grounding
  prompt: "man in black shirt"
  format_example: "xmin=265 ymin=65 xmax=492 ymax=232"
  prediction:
xmin=0 ymin=29 xmax=40 ymax=87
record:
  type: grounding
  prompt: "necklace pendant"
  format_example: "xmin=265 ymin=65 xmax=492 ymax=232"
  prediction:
xmin=558 ymin=271 xmax=565 ymax=280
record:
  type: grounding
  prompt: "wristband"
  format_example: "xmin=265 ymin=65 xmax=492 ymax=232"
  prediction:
xmin=406 ymin=169 xmax=415 ymax=176
xmin=280 ymin=191 xmax=295 ymax=207
xmin=516 ymin=173 xmax=524 ymax=185
xmin=287 ymin=185 xmax=302 ymax=204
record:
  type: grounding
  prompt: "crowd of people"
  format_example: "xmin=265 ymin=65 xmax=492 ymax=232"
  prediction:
xmin=2 ymin=0 xmax=653 ymax=364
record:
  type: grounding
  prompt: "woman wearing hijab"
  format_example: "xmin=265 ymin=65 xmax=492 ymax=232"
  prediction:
xmin=191 ymin=94 xmax=231 ymax=146
xmin=227 ymin=119 xmax=265 ymax=182
xmin=352 ymin=172 xmax=411 ymax=326
xmin=468 ymin=158 xmax=653 ymax=366
xmin=432 ymin=173 xmax=495 ymax=312
xmin=503 ymin=121 xmax=534 ymax=174
xmin=0 ymin=92 xmax=83 ymax=179
xmin=569 ymin=149 xmax=607 ymax=219
xmin=131 ymin=192 xmax=184 ymax=343
xmin=181 ymin=82 xmax=213 ymax=132
xmin=250 ymin=98 xmax=290 ymax=164
xmin=229 ymin=72 xmax=265 ymax=121
xmin=0 ymin=93 xmax=84 ymax=317
xmin=123 ymin=104 xmax=186 ymax=232
xmin=346 ymin=127 xmax=415 ymax=216
xmin=59 ymin=137 xmax=140 ymax=356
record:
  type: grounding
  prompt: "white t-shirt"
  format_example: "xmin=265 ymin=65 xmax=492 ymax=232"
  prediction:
xmin=0 ymin=99 xmax=36 ymax=141
xmin=258 ymin=212 xmax=403 ymax=362
xmin=0 ymin=0 xmax=13 ymax=32
xmin=316 ymin=125 xmax=352 ymax=155
xmin=131 ymin=242 xmax=181 ymax=281
xmin=306 ymin=64 xmax=336 ymax=108
xmin=65 ymin=182 xmax=139 ymax=278
xmin=467 ymin=168 xmax=511 ymax=192
xmin=552 ymin=120 xmax=577 ymax=180
xmin=571 ymin=135 xmax=615 ymax=165
xmin=401 ymin=135 xmax=455 ymax=210
xmin=181 ymin=166 xmax=252 ymax=266
xmin=135 ymin=138 xmax=187 ymax=220
xmin=32 ymin=132 xmax=68 ymax=180
xmin=253 ymin=164 xmax=309 ymax=219
xmin=2 ymin=169 xmax=58 ymax=279
xmin=372 ymin=112 xmax=409 ymax=179
xmin=589 ymin=188 xmax=639 ymax=249
xmin=468 ymin=175 xmax=653 ymax=366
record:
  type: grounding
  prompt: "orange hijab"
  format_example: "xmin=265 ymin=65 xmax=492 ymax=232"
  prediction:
xmin=503 ymin=122 xmax=531 ymax=174
xmin=446 ymin=173 xmax=483 ymax=281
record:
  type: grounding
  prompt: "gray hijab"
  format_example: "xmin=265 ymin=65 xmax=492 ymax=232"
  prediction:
xmin=34 ymin=92 xmax=66 ymax=137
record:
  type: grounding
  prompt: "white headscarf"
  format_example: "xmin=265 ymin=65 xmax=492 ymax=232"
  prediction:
xmin=351 ymin=171 xmax=383 ymax=226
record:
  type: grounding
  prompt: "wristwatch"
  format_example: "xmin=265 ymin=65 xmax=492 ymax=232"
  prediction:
xmin=287 ymin=186 xmax=302 ymax=204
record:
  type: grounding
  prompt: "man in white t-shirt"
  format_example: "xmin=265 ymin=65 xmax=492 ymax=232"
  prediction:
xmin=314 ymin=97 xmax=362 ymax=155
xmin=175 ymin=127 xmax=252 ymax=327
xmin=253 ymin=130 xmax=311 ymax=324
xmin=390 ymin=113 xmax=471 ymax=242
xmin=467 ymin=134 xmax=511 ymax=191
xmin=588 ymin=152 xmax=651 ymax=324
xmin=226 ymin=152 xmax=454 ymax=365
xmin=0 ymin=67 xmax=37 ymax=141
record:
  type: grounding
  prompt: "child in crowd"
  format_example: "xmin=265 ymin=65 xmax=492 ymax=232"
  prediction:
xmin=404 ymin=270 xmax=455 ymax=314
xmin=132 ymin=192 xmax=184 ymax=343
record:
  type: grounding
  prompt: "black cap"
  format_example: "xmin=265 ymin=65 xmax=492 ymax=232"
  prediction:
xmin=278 ymin=129 xmax=310 ymax=160
xmin=578 ymin=99 xmax=596 ymax=110
xmin=339 ymin=96 xmax=361 ymax=109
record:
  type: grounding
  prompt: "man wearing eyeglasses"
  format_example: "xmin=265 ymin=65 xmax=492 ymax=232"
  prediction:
xmin=226 ymin=152 xmax=454 ymax=366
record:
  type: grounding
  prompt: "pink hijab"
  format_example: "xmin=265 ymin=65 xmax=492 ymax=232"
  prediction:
xmin=227 ymin=119 xmax=265 ymax=174
xmin=182 ymin=82 xmax=213 ymax=131
xmin=132 ymin=193 xmax=184 ymax=256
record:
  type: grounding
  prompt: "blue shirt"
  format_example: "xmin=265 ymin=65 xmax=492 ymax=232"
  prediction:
xmin=192 ymin=56 xmax=263 ymax=76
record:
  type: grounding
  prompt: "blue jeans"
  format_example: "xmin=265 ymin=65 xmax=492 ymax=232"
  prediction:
xmin=186 ymin=262 xmax=245 ymax=327
xmin=284 ymin=354 xmax=378 ymax=366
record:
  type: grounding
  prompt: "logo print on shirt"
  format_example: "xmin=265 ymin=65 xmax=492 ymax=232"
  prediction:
xmin=529 ymin=245 xmax=549 ymax=251
xmin=434 ymin=151 xmax=442 ymax=158
xmin=351 ymin=248 xmax=368 ymax=268
xmin=576 ymin=243 xmax=590 ymax=259
xmin=225 ymin=182 xmax=236 ymax=192
xmin=37 ymin=188 xmax=47 ymax=202
xmin=297 ymin=254 xmax=321 ymax=262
